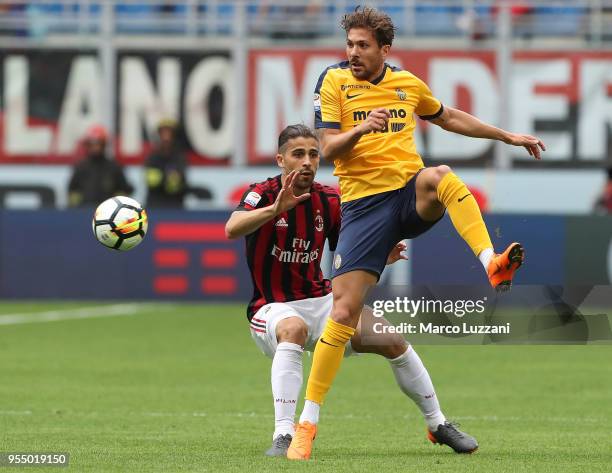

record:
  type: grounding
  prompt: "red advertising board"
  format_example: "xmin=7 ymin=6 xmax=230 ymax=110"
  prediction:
xmin=0 ymin=49 xmax=232 ymax=165
xmin=248 ymin=48 xmax=612 ymax=165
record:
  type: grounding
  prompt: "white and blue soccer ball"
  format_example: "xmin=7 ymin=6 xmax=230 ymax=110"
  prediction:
xmin=92 ymin=196 xmax=148 ymax=251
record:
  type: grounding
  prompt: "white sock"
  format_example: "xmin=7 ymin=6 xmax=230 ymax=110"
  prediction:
xmin=299 ymin=400 xmax=320 ymax=425
xmin=389 ymin=347 xmax=446 ymax=432
xmin=478 ymin=247 xmax=494 ymax=270
xmin=271 ymin=342 xmax=303 ymax=439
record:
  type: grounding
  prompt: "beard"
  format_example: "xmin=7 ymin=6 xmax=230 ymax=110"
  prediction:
xmin=351 ymin=60 xmax=383 ymax=82
xmin=350 ymin=64 xmax=367 ymax=79
xmin=295 ymin=173 xmax=314 ymax=191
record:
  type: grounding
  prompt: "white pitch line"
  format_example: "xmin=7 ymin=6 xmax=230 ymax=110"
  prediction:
xmin=0 ymin=303 xmax=158 ymax=326
xmin=0 ymin=410 xmax=32 ymax=415
xmin=138 ymin=412 xmax=606 ymax=424
xmin=0 ymin=409 xmax=606 ymax=425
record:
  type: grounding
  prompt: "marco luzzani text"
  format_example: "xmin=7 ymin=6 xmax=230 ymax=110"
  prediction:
xmin=371 ymin=297 xmax=511 ymax=335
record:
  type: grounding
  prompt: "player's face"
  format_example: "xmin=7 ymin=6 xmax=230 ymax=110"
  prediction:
xmin=278 ymin=137 xmax=320 ymax=189
xmin=346 ymin=28 xmax=389 ymax=82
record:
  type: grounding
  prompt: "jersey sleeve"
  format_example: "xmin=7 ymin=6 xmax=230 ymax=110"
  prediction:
xmin=414 ymin=77 xmax=444 ymax=120
xmin=314 ymin=68 xmax=341 ymax=129
xmin=235 ymin=184 xmax=268 ymax=211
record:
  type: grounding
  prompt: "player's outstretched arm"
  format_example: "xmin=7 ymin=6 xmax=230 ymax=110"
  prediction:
xmin=430 ymin=106 xmax=546 ymax=159
xmin=318 ymin=108 xmax=391 ymax=161
xmin=225 ymin=170 xmax=310 ymax=239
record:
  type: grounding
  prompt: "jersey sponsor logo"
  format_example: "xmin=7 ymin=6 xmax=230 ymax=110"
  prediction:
xmin=315 ymin=213 xmax=324 ymax=232
xmin=244 ymin=191 xmax=262 ymax=208
xmin=341 ymin=84 xmax=371 ymax=91
xmin=346 ymin=92 xmax=363 ymax=100
xmin=458 ymin=193 xmax=472 ymax=202
xmin=271 ymin=244 xmax=319 ymax=263
xmin=353 ymin=110 xmax=368 ymax=121
xmin=334 ymin=253 xmax=342 ymax=270
xmin=396 ymin=88 xmax=407 ymax=100
xmin=271 ymin=237 xmax=318 ymax=264
xmin=353 ymin=108 xmax=408 ymax=134
xmin=275 ymin=217 xmax=288 ymax=227
xmin=353 ymin=108 xmax=407 ymax=121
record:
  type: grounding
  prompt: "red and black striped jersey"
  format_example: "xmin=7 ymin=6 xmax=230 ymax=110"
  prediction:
xmin=236 ymin=175 xmax=341 ymax=321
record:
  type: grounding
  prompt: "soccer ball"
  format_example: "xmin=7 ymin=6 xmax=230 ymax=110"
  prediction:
xmin=92 ymin=196 xmax=148 ymax=251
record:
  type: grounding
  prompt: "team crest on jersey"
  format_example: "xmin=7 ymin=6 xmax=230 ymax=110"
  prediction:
xmin=396 ymin=88 xmax=407 ymax=101
xmin=315 ymin=213 xmax=324 ymax=232
xmin=334 ymin=253 xmax=342 ymax=270
xmin=244 ymin=191 xmax=261 ymax=208
xmin=313 ymin=93 xmax=321 ymax=111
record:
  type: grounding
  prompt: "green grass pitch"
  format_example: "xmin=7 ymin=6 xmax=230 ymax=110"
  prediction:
xmin=0 ymin=302 xmax=610 ymax=472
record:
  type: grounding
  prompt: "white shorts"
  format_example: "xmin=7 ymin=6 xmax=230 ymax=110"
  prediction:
xmin=249 ymin=292 xmax=355 ymax=358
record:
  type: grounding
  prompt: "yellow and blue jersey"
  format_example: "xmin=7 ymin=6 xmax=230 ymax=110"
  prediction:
xmin=314 ymin=61 xmax=443 ymax=202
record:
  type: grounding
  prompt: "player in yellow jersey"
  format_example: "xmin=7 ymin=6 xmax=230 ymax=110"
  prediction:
xmin=288 ymin=7 xmax=546 ymax=460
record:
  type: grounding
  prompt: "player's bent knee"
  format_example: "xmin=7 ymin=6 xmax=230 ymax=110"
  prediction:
xmin=330 ymin=302 xmax=361 ymax=328
xmin=276 ymin=317 xmax=308 ymax=346
xmin=331 ymin=311 xmax=354 ymax=327
xmin=437 ymin=164 xmax=452 ymax=174
xmin=433 ymin=165 xmax=452 ymax=186
xmin=419 ymin=165 xmax=452 ymax=194
xmin=330 ymin=275 xmax=370 ymax=327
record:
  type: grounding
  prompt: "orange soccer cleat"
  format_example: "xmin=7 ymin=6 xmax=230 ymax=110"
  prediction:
xmin=487 ymin=242 xmax=525 ymax=292
xmin=286 ymin=421 xmax=317 ymax=460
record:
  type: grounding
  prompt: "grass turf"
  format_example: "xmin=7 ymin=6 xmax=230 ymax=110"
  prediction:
xmin=0 ymin=302 xmax=610 ymax=472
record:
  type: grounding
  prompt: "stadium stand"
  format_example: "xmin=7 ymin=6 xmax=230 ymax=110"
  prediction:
xmin=0 ymin=1 xmax=601 ymax=40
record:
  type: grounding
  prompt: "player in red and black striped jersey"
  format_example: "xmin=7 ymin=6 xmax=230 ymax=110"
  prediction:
xmin=225 ymin=125 xmax=465 ymax=457
xmin=235 ymin=174 xmax=340 ymax=321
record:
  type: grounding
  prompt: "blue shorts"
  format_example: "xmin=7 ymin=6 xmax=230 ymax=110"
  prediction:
xmin=331 ymin=171 xmax=443 ymax=280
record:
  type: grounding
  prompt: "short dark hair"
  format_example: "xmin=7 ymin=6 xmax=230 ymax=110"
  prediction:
xmin=278 ymin=124 xmax=318 ymax=152
xmin=341 ymin=6 xmax=395 ymax=47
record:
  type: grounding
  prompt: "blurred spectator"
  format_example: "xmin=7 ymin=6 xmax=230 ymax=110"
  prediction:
xmin=456 ymin=9 xmax=488 ymax=41
xmin=593 ymin=167 xmax=612 ymax=214
xmin=494 ymin=1 xmax=534 ymax=38
xmin=254 ymin=0 xmax=324 ymax=39
xmin=68 ymin=125 xmax=133 ymax=207
xmin=159 ymin=2 xmax=177 ymax=15
xmin=145 ymin=119 xmax=188 ymax=208
xmin=0 ymin=2 xmax=27 ymax=36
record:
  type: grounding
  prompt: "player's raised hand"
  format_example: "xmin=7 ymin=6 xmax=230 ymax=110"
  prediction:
xmin=386 ymin=241 xmax=408 ymax=265
xmin=360 ymin=107 xmax=391 ymax=134
xmin=273 ymin=170 xmax=311 ymax=215
xmin=504 ymin=133 xmax=546 ymax=160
